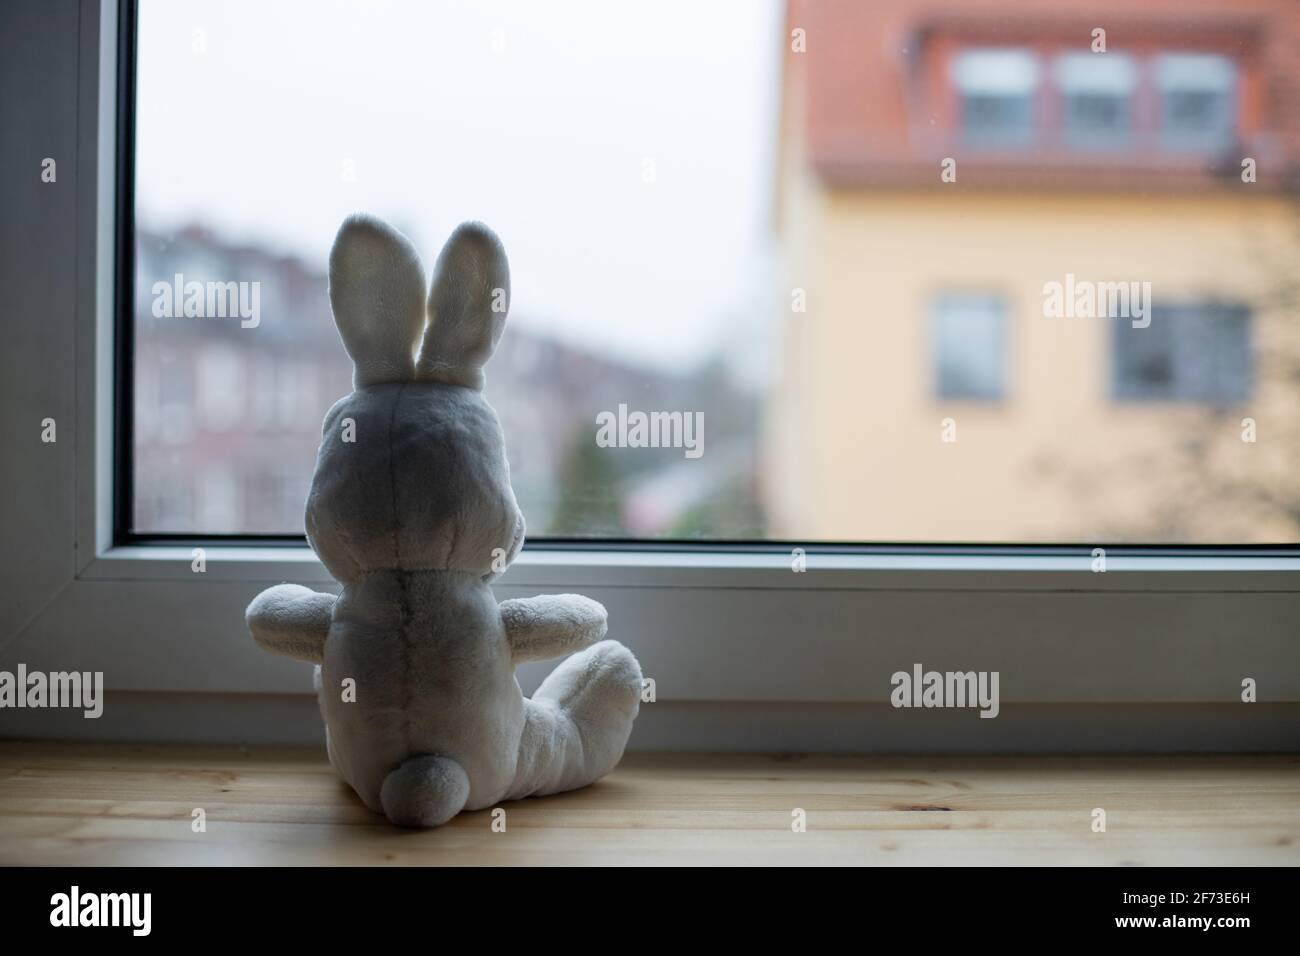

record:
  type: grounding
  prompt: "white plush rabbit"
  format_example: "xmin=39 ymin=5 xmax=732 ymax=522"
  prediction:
xmin=246 ymin=214 xmax=642 ymax=827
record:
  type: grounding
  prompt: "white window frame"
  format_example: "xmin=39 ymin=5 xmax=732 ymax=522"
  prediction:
xmin=3 ymin=0 xmax=1299 ymax=750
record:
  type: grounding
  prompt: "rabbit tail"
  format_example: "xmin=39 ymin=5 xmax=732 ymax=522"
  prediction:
xmin=380 ymin=754 xmax=471 ymax=828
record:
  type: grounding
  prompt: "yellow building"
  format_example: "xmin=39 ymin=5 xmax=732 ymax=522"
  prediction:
xmin=767 ymin=0 xmax=1300 ymax=544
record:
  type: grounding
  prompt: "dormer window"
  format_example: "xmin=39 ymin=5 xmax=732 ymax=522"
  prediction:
xmin=1056 ymin=51 xmax=1137 ymax=149
xmin=947 ymin=43 xmax=1240 ymax=156
xmin=1156 ymin=52 xmax=1237 ymax=150
xmin=952 ymin=48 xmax=1039 ymax=146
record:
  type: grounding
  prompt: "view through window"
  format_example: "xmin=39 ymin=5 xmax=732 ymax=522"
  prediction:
xmin=133 ymin=0 xmax=1300 ymax=544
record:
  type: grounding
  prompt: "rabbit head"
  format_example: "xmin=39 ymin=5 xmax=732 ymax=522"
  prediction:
xmin=305 ymin=214 xmax=524 ymax=584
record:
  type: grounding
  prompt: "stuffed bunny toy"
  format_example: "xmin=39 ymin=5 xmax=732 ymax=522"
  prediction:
xmin=245 ymin=214 xmax=642 ymax=827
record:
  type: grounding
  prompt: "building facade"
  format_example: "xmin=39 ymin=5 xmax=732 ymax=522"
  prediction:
xmin=767 ymin=0 xmax=1300 ymax=543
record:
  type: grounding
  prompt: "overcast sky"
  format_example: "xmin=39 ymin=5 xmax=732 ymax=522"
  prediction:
xmin=136 ymin=0 xmax=783 ymax=374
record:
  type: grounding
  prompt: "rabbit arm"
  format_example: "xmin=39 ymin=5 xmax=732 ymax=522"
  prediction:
xmin=246 ymin=584 xmax=336 ymax=664
xmin=501 ymin=594 xmax=608 ymax=663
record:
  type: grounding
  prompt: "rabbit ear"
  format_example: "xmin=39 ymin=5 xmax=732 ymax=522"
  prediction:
xmin=328 ymin=214 xmax=426 ymax=388
xmin=416 ymin=221 xmax=510 ymax=390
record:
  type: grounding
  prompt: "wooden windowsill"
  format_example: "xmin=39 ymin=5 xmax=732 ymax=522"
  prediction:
xmin=0 ymin=743 xmax=1296 ymax=866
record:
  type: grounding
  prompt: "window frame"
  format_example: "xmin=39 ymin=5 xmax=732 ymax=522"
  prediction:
xmin=4 ymin=0 xmax=1299 ymax=750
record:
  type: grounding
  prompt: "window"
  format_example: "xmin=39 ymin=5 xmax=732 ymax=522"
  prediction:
xmin=130 ymin=0 xmax=776 ymax=539
xmin=1156 ymin=52 xmax=1237 ymax=150
xmin=951 ymin=48 xmax=1039 ymax=145
xmin=4 ymin=0 xmax=1299 ymax=754
xmin=933 ymin=294 xmax=1007 ymax=401
xmin=1055 ymin=52 xmax=1136 ymax=149
xmin=123 ymin=2 xmax=1300 ymax=546
xmin=1112 ymin=303 xmax=1252 ymax=403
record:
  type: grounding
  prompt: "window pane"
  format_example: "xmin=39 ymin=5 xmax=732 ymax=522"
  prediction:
xmin=934 ymin=295 xmax=1007 ymax=400
xmin=1156 ymin=52 xmax=1236 ymax=150
xmin=132 ymin=0 xmax=776 ymax=539
xmin=1056 ymin=52 xmax=1136 ymax=148
xmin=952 ymin=48 xmax=1039 ymax=145
xmin=1112 ymin=304 xmax=1252 ymax=404
xmin=132 ymin=1 xmax=1300 ymax=544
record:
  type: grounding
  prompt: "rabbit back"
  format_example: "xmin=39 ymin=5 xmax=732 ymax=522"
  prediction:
xmin=319 ymin=569 xmax=525 ymax=812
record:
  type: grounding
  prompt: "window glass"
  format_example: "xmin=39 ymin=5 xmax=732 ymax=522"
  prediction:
xmin=1112 ymin=304 xmax=1252 ymax=403
xmin=952 ymin=48 xmax=1039 ymax=145
xmin=934 ymin=295 xmax=1008 ymax=401
xmin=131 ymin=1 xmax=1300 ymax=544
xmin=1156 ymin=52 xmax=1236 ymax=150
xmin=133 ymin=0 xmax=776 ymax=539
xmin=1056 ymin=52 xmax=1136 ymax=148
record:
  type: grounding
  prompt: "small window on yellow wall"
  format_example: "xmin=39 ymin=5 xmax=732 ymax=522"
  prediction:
xmin=933 ymin=294 xmax=1008 ymax=402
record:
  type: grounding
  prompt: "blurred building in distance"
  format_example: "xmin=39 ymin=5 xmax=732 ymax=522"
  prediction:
xmin=134 ymin=227 xmax=763 ymax=537
xmin=134 ymin=227 xmax=346 ymax=534
xmin=766 ymin=0 xmax=1300 ymax=542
